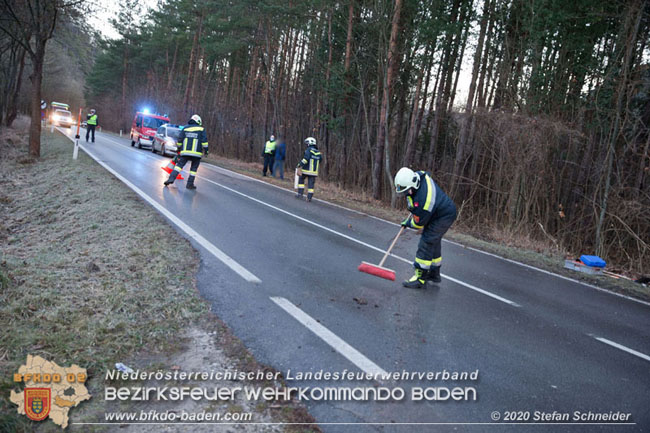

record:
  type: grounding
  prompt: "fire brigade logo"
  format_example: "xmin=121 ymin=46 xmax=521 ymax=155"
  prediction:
xmin=10 ymin=355 xmax=91 ymax=428
xmin=25 ymin=388 xmax=51 ymax=421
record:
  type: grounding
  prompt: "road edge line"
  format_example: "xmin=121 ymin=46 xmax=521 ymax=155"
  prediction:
xmin=591 ymin=336 xmax=650 ymax=363
xmin=198 ymin=161 xmax=649 ymax=308
xmin=56 ymin=130 xmax=261 ymax=284
xmin=202 ymin=177 xmax=519 ymax=307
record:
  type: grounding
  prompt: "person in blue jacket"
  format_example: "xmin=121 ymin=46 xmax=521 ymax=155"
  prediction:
xmin=273 ymin=137 xmax=286 ymax=179
xmin=394 ymin=167 xmax=457 ymax=289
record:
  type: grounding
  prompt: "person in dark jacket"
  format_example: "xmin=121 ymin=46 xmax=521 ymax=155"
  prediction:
xmin=273 ymin=138 xmax=286 ymax=179
xmin=394 ymin=167 xmax=457 ymax=289
xmin=164 ymin=114 xmax=208 ymax=190
xmin=262 ymin=135 xmax=276 ymax=176
xmin=295 ymin=137 xmax=322 ymax=202
xmin=86 ymin=109 xmax=97 ymax=143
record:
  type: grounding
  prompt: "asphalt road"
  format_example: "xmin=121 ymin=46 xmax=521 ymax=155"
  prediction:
xmin=60 ymin=128 xmax=650 ymax=432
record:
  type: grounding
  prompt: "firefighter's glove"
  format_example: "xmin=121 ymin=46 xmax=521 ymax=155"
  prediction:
xmin=401 ymin=217 xmax=412 ymax=229
xmin=204 ymin=148 xmax=209 ymax=156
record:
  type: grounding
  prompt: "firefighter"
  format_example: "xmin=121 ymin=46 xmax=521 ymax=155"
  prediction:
xmin=86 ymin=109 xmax=97 ymax=143
xmin=262 ymin=135 xmax=276 ymax=176
xmin=163 ymin=114 xmax=208 ymax=190
xmin=394 ymin=167 xmax=457 ymax=289
xmin=295 ymin=137 xmax=322 ymax=202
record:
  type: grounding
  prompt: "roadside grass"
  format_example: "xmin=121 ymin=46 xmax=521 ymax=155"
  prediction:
xmin=207 ymin=155 xmax=650 ymax=302
xmin=0 ymin=122 xmax=319 ymax=432
xmin=0 ymin=123 xmax=203 ymax=431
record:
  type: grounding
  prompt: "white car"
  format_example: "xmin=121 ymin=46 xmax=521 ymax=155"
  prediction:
xmin=51 ymin=109 xmax=73 ymax=128
xmin=152 ymin=124 xmax=181 ymax=157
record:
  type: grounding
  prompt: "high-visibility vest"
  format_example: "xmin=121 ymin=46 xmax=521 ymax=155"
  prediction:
xmin=264 ymin=140 xmax=276 ymax=154
xmin=87 ymin=114 xmax=97 ymax=125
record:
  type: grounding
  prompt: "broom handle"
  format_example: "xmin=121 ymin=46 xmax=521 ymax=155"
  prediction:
xmin=378 ymin=226 xmax=406 ymax=267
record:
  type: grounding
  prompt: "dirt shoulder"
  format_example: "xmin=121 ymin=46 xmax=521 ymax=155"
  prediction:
xmin=206 ymin=155 xmax=649 ymax=303
xmin=0 ymin=120 xmax=317 ymax=432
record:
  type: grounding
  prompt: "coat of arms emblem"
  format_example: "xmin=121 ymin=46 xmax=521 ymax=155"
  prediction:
xmin=24 ymin=388 xmax=51 ymax=421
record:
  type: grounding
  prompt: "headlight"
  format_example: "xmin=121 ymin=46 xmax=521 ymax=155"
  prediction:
xmin=53 ymin=115 xmax=60 ymax=121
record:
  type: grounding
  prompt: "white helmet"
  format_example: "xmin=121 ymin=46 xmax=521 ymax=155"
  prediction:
xmin=395 ymin=167 xmax=420 ymax=193
xmin=90 ymin=109 xmax=96 ymax=114
xmin=304 ymin=137 xmax=316 ymax=146
xmin=270 ymin=135 xmax=275 ymax=141
xmin=190 ymin=114 xmax=202 ymax=125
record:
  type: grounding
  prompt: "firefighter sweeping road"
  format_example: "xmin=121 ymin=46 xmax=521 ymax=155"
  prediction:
xmin=59 ymin=128 xmax=649 ymax=432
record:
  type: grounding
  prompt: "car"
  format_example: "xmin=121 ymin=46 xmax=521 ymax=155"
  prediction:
xmin=130 ymin=112 xmax=170 ymax=149
xmin=153 ymin=124 xmax=182 ymax=157
xmin=51 ymin=109 xmax=73 ymax=128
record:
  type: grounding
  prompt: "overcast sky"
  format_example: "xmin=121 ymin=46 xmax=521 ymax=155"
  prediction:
xmin=88 ymin=0 xmax=158 ymax=40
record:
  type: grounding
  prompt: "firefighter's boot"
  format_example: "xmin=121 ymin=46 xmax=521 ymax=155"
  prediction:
xmin=426 ymin=266 xmax=442 ymax=287
xmin=402 ymin=268 xmax=426 ymax=289
xmin=164 ymin=170 xmax=179 ymax=186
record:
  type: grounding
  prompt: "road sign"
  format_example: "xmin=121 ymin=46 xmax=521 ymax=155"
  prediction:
xmin=41 ymin=100 xmax=47 ymax=110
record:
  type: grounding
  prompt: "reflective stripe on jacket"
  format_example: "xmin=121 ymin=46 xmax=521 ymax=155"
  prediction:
xmin=297 ymin=145 xmax=322 ymax=176
xmin=87 ymin=114 xmax=97 ymax=125
xmin=404 ymin=172 xmax=455 ymax=229
xmin=177 ymin=124 xmax=208 ymax=157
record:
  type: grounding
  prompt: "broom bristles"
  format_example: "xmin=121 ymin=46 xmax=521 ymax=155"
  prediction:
xmin=358 ymin=261 xmax=396 ymax=281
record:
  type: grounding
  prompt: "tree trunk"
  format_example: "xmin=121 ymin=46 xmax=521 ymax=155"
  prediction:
xmin=455 ymin=0 xmax=489 ymax=189
xmin=373 ymin=0 xmax=402 ymax=200
xmin=183 ymin=12 xmax=203 ymax=115
xmin=121 ymin=43 xmax=128 ymax=131
xmin=595 ymin=0 xmax=644 ymax=255
xmin=403 ymin=63 xmax=424 ymax=167
xmin=6 ymin=47 xmax=27 ymax=127
xmin=29 ymin=41 xmax=47 ymax=158
xmin=339 ymin=0 xmax=355 ymax=185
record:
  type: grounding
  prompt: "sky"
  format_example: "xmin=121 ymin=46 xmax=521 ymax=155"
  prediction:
xmin=88 ymin=0 xmax=158 ymax=40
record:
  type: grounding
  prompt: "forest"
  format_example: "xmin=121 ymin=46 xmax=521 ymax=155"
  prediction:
xmin=2 ymin=0 xmax=649 ymax=273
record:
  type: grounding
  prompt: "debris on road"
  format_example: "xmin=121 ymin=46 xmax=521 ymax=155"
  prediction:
xmin=353 ymin=297 xmax=368 ymax=305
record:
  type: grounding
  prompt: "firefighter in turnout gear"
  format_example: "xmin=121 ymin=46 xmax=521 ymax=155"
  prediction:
xmin=164 ymin=114 xmax=208 ymax=190
xmin=295 ymin=137 xmax=322 ymax=202
xmin=395 ymin=167 xmax=457 ymax=289
xmin=86 ymin=109 xmax=97 ymax=143
xmin=262 ymin=135 xmax=276 ymax=176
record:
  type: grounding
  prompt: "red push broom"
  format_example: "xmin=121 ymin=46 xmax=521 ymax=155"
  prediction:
xmin=358 ymin=226 xmax=405 ymax=281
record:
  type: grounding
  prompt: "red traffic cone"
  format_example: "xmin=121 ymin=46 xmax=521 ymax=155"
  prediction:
xmin=162 ymin=159 xmax=184 ymax=180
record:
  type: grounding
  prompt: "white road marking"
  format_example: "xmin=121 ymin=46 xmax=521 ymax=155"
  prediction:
xmin=194 ymin=155 xmax=650 ymax=310
xmin=592 ymin=336 xmax=650 ymax=363
xmin=441 ymin=275 xmax=520 ymax=306
xmin=270 ymin=297 xmax=388 ymax=377
xmin=199 ymin=176 xmax=520 ymax=307
xmin=57 ymin=131 xmax=261 ymax=284
xmin=71 ymin=129 xmax=519 ymax=306
xmin=446 ymin=243 xmax=650 ymax=308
